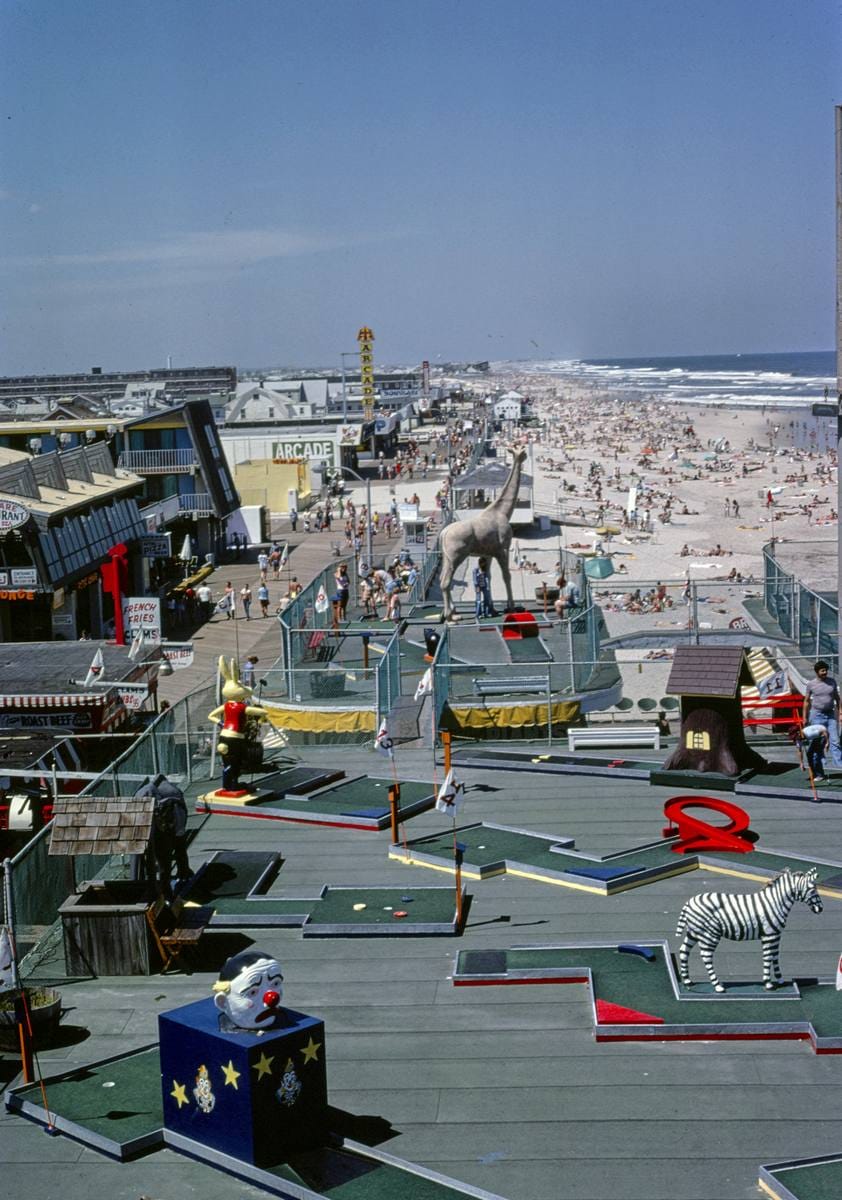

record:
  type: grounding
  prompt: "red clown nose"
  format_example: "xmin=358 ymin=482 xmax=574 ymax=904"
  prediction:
xmin=263 ymin=990 xmax=280 ymax=1008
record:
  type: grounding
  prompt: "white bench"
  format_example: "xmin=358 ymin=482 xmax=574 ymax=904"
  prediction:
xmin=567 ymin=725 xmax=661 ymax=752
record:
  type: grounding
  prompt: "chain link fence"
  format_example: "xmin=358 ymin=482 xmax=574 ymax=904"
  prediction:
xmin=763 ymin=541 xmax=838 ymax=672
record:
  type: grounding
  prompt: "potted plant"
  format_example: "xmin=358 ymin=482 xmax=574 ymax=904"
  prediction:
xmin=0 ymin=986 xmax=62 ymax=1051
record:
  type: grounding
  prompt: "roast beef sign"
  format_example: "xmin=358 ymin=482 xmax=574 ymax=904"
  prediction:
xmin=0 ymin=501 xmax=30 ymax=533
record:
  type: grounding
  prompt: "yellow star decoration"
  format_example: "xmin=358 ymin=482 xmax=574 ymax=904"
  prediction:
xmin=301 ymin=1037 xmax=321 ymax=1065
xmin=252 ymin=1052 xmax=275 ymax=1080
xmin=170 ymin=1080 xmax=188 ymax=1109
xmin=221 ymin=1060 xmax=241 ymax=1089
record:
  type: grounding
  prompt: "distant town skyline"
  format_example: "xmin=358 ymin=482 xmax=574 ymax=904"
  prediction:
xmin=1 ymin=0 xmax=838 ymax=374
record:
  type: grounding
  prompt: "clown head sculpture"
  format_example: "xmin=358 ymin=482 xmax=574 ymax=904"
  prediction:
xmin=212 ymin=949 xmax=286 ymax=1032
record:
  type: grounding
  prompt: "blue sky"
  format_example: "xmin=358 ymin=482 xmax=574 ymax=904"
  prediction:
xmin=1 ymin=0 xmax=839 ymax=372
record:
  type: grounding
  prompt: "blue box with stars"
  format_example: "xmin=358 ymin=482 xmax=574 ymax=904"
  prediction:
xmin=159 ymin=997 xmax=327 ymax=1166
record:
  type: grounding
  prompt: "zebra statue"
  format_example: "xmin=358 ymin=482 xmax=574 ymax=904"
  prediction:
xmin=676 ymin=868 xmax=823 ymax=993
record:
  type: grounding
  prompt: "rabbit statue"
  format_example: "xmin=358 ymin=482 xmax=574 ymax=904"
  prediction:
xmin=208 ymin=656 xmax=268 ymax=794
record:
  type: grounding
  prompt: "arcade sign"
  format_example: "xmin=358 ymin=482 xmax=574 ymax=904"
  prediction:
xmin=0 ymin=501 xmax=30 ymax=534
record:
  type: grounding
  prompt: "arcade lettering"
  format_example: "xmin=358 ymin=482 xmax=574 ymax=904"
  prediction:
xmin=271 ymin=440 xmax=336 ymax=466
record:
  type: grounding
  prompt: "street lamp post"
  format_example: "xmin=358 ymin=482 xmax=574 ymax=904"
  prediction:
xmin=340 ymin=352 xmax=357 ymax=421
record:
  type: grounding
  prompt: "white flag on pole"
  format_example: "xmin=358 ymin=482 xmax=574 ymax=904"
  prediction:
xmin=315 ymin=585 xmax=330 ymax=614
xmin=414 ymin=667 xmax=433 ymax=702
xmin=435 ymin=769 xmax=465 ymax=816
xmin=127 ymin=627 xmax=145 ymax=661
xmin=0 ymin=926 xmax=15 ymax=990
xmin=374 ymin=718 xmax=394 ymax=758
xmin=84 ymin=648 xmax=105 ymax=686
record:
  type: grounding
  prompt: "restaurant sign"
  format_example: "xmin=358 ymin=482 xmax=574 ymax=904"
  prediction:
xmin=0 ymin=712 xmax=94 ymax=730
xmin=140 ymin=533 xmax=171 ymax=558
xmin=0 ymin=501 xmax=30 ymax=534
xmin=115 ymin=682 xmax=149 ymax=710
xmin=161 ymin=641 xmax=194 ymax=670
xmin=122 ymin=596 xmax=162 ymax=644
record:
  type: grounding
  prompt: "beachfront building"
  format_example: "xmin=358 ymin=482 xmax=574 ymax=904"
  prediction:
xmin=116 ymin=398 xmax=240 ymax=568
xmin=0 ymin=441 xmax=145 ymax=642
xmin=0 ymin=398 xmax=240 ymax=599
xmin=0 ymin=364 xmax=236 ymax=409
xmin=449 ymin=453 xmax=535 ymax=526
xmin=494 ymin=390 xmax=525 ymax=422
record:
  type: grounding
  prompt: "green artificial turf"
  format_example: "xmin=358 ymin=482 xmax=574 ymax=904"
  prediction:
xmin=310 ymin=887 xmax=456 ymax=928
xmin=506 ymin=636 xmax=551 ymax=663
xmin=253 ymin=778 xmax=433 ymax=816
xmin=402 ymin=822 xmax=842 ymax=894
xmin=767 ymin=1161 xmax=842 ymax=1200
xmin=486 ymin=946 xmax=842 ymax=1036
xmin=15 ymin=1047 xmax=163 ymax=1144
xmin=283 ymin=1148 xmax=475 ymax=1198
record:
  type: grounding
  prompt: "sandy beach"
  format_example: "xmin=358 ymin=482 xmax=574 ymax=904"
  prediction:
xmin=336 ymin=366 xmax=836 ymax=654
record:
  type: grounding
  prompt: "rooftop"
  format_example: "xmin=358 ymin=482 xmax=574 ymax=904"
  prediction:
xmin=6 ymin=740 xmax=842 ymax=1200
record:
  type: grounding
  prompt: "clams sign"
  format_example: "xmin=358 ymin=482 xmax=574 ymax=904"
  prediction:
xmin=0 ymin=501 xmax=30 ymax=533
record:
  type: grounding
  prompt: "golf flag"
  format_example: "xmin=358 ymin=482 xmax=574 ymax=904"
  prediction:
xmin=414 ymin=667 xmax=433 ymax=702
xmin=436 ymin=769 xmax=465 ymax=816
xmin=315 ymin=585 xmax=330 ymax=614
xmin=374 ymin=719 xmax=394 ymax=758
xmin=280 ymin=542 xmax=289 ymax=568
xmin=0 ymin=926 xmax=15 ymax=990
xmin=127 ymin=627 xmax=145 ymax=661
xmin=84 ymin=648 xmax=104 ymax=686
xmin=836 ymin=954 xmax=842 ymax=991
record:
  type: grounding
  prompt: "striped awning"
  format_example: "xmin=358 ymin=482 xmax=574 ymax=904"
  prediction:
xmin=0 ymin=692 xmax=109 ymax=707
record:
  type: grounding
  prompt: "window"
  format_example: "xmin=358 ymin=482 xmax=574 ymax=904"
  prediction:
xmin=686 ymin=731 xmax=710 ymax=751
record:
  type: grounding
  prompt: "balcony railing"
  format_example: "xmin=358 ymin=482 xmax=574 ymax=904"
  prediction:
xmin=178 ymin=493 xmax=214 ymax=516
xmin=118 ymin=449 xmax=198 ymax=474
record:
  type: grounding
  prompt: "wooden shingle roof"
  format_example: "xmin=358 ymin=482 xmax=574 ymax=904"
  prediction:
xmin=48 ymin=794 xmax=154 ymax=857
xmin=665 ymin=645 xmax=754 ymax=699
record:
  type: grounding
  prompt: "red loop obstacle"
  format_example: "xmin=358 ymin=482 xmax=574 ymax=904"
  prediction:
xmin=662 ymin=795 xmax=754 ymax=855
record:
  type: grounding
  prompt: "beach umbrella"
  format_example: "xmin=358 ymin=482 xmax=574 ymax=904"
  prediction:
xmin=179 ymin=534 xmax=193 ymax=562
xmin=584 ymin=556 xmax=615 ymax=580
xmin=596 ymin=524 xmax=621 ymax=535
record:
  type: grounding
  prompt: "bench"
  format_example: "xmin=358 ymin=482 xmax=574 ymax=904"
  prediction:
xmin=567 ymin=726 xmax=660 ymax=752
xmin=146 ymin=898 xmax=214 ymax=974
xmin=473 ymin=675 xmax=549 ymax=697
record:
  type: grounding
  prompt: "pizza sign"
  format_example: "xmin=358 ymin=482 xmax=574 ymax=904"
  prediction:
xmin=0 ymin=501 xmax=30 ymax=533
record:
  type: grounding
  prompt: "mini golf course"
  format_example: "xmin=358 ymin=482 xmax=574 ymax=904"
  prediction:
xmin=5 ymin=1046 xmax=503 ymax=1200
xmin=390 ymin=820 xmax=842 ymax=899
xmin=197 ymin=771 xmax=435 ymax=831
xmin=760 ymin=1156 xmax=842 ymax=1200
xmin=182 ymin=850 xmax=463 ymax=936
xmin=453 ymin=746 xmax=842 ymax=801
xmin=453 ymin=941 xmax=842 ymax=1051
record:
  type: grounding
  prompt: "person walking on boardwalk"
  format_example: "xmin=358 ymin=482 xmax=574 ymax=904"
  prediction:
xmin=222 ymin=581 xmax=236 ymax=619
xmin=240 ymin=584 xmax=252 ymax=620
xmin=258 ymin=581 xmax=270 ymax=617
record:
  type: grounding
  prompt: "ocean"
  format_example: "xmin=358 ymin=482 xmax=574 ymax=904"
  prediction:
xmin=515 ymin=350 xmax=835 ymax=411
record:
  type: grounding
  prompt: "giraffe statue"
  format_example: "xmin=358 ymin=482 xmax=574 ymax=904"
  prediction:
xmin=438 ymin=446 xmax=528 ymax=622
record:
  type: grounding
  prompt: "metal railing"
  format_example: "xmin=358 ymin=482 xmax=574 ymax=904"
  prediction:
xmin=118 ymin=449 xmax=198 ymax=473
xmin=403 ymin=548 xmax=441 ymax=607
xmin=5 ymin=683 xmax=218 ymax=975
xmin=763 ymin=541 xmax=838 ymax=671
xmin=178 ymin=492 xmax=214 ymax=516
